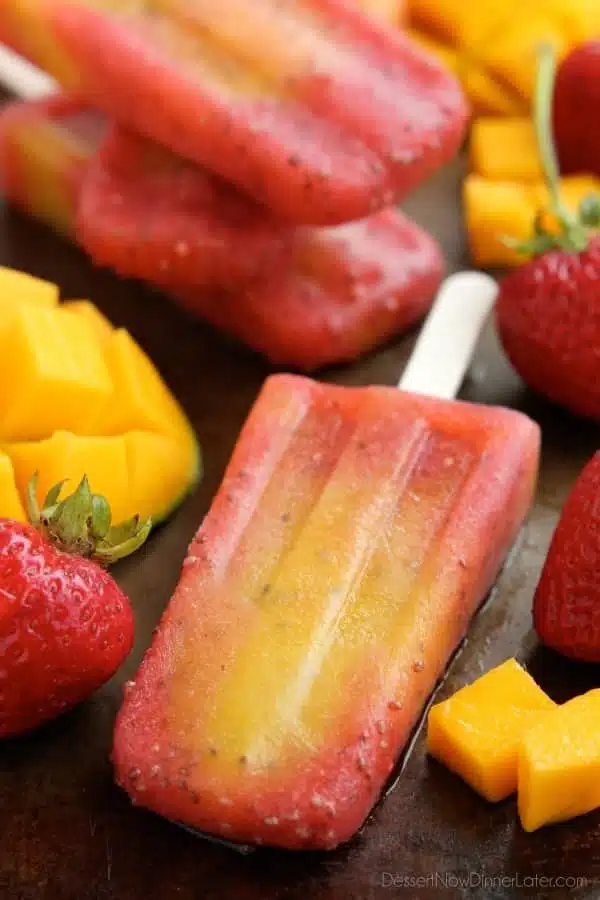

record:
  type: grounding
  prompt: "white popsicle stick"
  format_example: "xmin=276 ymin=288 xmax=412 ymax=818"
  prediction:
xmin=399 ymin=271 xmax=498 ymax=400
xmin=0 ymin=45 xmax=56 ymax=100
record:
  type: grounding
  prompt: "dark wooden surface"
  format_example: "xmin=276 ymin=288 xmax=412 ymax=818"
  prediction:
xmin=1 ymin=156 xmax=600 ymax=900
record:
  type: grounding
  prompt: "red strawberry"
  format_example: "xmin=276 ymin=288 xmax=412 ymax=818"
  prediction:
xmin=0 ymin=475 xmax=149 ymax=737
xmin=496 ymin=45 xmax=600 ymax=421
xmin=534 ymin=451 xmax=600 ymax=662
xmin=554 ymin=41 xmax=600 ymax=178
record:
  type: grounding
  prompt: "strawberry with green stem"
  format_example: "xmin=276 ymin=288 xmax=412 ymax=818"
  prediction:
xmin=496 ymin=44 xmax=600 ymax=422
xmin=534 ymin=451 xmax=600 ymax=663
xmin=0 ymin=475 xmax=149 ymax=738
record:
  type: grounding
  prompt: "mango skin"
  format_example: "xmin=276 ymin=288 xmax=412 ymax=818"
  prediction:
xmin=427 ymin=659 xmax=556 ymax=802
xmin=518 ymin=689 xmax=600 ymax=832
xmin=0 ymin=265 xmax=200 ymax=525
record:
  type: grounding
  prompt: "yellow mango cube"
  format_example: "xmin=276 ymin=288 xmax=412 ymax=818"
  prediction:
xmin=0 ymin=453 xmax=26 ymax=522
xmin=544 ymin=0 xmax=600 ymax=44
xmin=62 ymin=299 xmax=114 ymax=343
xmin=91 ymin=328 xmax=191 ymax=441
xmin=463 ymin=175 xmax=537 ymax=267
xmin=461 ymin=65 xmax=527 ymax=117
xmin=125 ymin=431 xmax=197 ymax=523
xmin=6 ymin=431 xmax=131 ymax=525
xmin=518 ymin=690 xmax=600 ymax=832
xmin=405 ymin=28 xmax=459 ymax=73
xmin=474 ymin=13 xmax=568 ymax=101
xmin=470 ymin=118 xmax=541 ymax=181
xmin=427 ymin=659 xmax=556 ymax=802
xmin=408 ymin=0 xmax=514 ymax=46
xmin=463 ymin=174 xmax=600 ymax=268
xmin=0 ymin=306 xmax=113 ymax=441
xmin=0 ymin=265 xmax=58 ymax=309
xmin=535 ymin=175 xmax=600 ymax=228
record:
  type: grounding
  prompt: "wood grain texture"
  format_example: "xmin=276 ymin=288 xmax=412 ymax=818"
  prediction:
xmin=1 ymin=139 xmax=600 ymax=900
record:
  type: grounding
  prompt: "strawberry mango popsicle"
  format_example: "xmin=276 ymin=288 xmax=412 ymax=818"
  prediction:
xmin=0 ymin=0 xmax=468 ymax=223
xmin=0 ymin=93 xmax=100 ymax=237
xmin=113 ymin=277 xmax=540 ymax=850
xmin=0 ymin=95 xmax=444 ymax=369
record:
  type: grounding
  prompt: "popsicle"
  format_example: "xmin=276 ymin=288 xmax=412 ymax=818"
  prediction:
xmin=112 ymin=274 xmax=540 ymax=850
xmin=0 ymin=92 xmax=99 ymax=237
xmin=0 ymin=0 xmax=468 ymax=223
xmin=77 ymin=125 xmax=292 ymax=291
xmin=0 ymin=93 xmax=444 ymax=369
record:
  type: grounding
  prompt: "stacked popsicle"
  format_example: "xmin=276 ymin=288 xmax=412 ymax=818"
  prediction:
xmin=0 ymin=0 xmax=468 ymax=368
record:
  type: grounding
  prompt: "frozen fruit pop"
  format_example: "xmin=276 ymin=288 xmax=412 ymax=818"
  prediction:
xmin=0 ymin=0 xmax=468 ymax=223
xmin=0 ymin=93 xmax=101 ymax=237
xmin=77 ymin=125 xmax=291 ymax=290
xmin=0 ymin=94 xmax=444 ymax=369
xmin=1 ymin=94 xmax=290 ymax=288
xmin=173 ymin=210 xmax=443 ymax=369
xmin=112 ymin=275 xmax=540 ymax=850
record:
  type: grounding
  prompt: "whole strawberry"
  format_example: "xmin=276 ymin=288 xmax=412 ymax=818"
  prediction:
xmin=0 ymin=475 xmax=150 ymax=737
xmin=496 ymin=44 xmax=600 ymax=421
xmin=534 ymin=452 xmax=600 ymax=662
xmin=554 ymin=41 xmax=600 ymax=178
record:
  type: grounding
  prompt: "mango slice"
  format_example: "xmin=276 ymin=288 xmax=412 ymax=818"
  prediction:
xmin=518 ymin=690 xmax=600 ymax=832
xmin=7 ymin=431 xmax=131 ymax=524
xmin=125 ymin=431 xmax=197 ymax=523
xmin=0 ymin=265 xmax=199 ymax=525
xmin=470 ymin=118 xmax=541 ymax=181
xmin=463 ymin=173 xmax=600 ymax=267
xmin=95 ymin=328 xmax=190 ymax=441
xmin=406 ymin=27 xmax=528 ymax=117
xmin=63 ymin=298 xmax=114 ymax=342
xmin=405 ymin=28 xmax=459 ymax=72
xmin=408 ymin=0 xmax=600 ymax=111
xmin=427 ymin=659 xmax=556 ymax=802
xmin=0 ymin=305 xmax=113 ymax=440
xmin=460 ymin=64 xmax=527 ymax=118
xmin=0 ymin=265 xmax=59 ymax=309
xmin=0 ymin=453 xmax=26 ymax=522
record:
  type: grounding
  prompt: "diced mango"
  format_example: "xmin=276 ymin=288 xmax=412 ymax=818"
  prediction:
xmin=518 ymin=689 xmax=600 ymax=832
xmin=125 ymin=431 xmax=196 ymax=523
xmin=409 ymin=0 xmax=600 ymax=111
xmin=543 ymin=0 xmax=600 ymax=44
xmin=409 ymin=0 xmax=515 ymax=47
xmin=470 ymin=118 xmax=541 ymax=181
xmin=6 ymin=431 xmax=131 ymax=525
xmin=0 ymin=305 xmax=113 ymax=440
xmin=62 ymin=299 xmax=114 ymax=343
xmin=463 ymin=175 xmax=537 ymax=267
xmin=6 ymin=429 xmax=196 ymax=525
xmin=0 ymin=452 xmax=26 ymax=521
xmin=535 ymin=175 xmax=600 ymax=229
xmin=463 ymin=174 xmax=600 ymax=267
xmin=406 ymin=28 xmax=526 ymax=116
xmin=0 ymin=265 xmax=59 ymax=309
xmin=461 ymin=64 xmax=527 ymax=117
xmin=405 ymin=28 xmax=459 ymax=73
xmin=427 ymin=659 xmax=556 ymax=802
xmin=474 ymin=13 xmax=569 ymax=102
xmin=89 ymin=328 xmax=192 ymax=442
xmin=0 ymin=266 xmax=199 ymax=525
